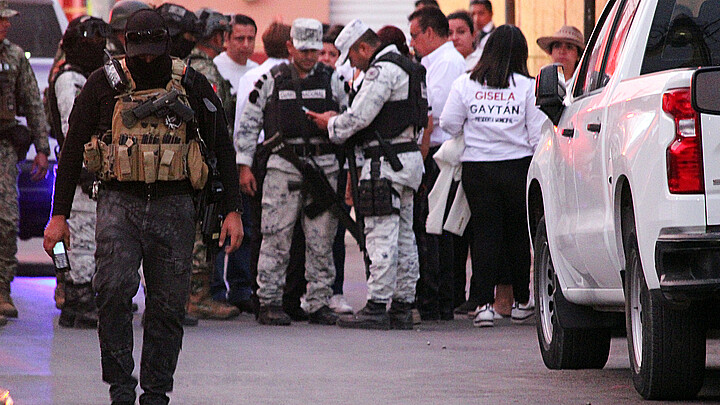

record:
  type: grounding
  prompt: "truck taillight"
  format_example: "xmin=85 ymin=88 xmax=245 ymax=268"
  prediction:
xmin=664 ymin=88 xmax=704 ymax=194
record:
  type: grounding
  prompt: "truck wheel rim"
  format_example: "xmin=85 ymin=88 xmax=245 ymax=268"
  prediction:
xmin=539 ymin=239 xmax=555 ymax=344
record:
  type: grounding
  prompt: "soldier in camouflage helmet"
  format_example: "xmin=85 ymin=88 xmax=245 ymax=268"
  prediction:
xmin=184 ymin=7 xmax=239 ymax=321
xmin=107 ymin=0 xmax=151 ymax=55
xmin=0 ymin=0 xmax=51 ymax=326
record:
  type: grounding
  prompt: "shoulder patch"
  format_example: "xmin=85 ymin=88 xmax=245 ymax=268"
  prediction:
xmin=249 ymin=89 xmax=259 ymax=104
xmin=365 ymin=66 xmax=381 ymax=81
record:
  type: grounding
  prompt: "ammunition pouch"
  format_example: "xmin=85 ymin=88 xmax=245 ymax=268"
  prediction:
xmin=0 ymin=124 xmax=31 ymax=161
xmin=355 ymin=160 xmax=399 ymax=217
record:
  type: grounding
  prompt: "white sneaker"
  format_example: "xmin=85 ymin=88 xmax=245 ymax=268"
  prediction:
xmin=329 ymin=294 xmax=353 ymax=314
xmin=473 ymin=304 xmax=495 ymax=327
xmin=511 ymin=301 xmax=535 ymax=323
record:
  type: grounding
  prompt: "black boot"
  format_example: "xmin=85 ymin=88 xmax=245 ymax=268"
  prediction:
xmin=337 ymin=300 xmax=389 ymax=330
xmin=257 ymin=304 xmax=292 ymax=325
xmin=388 ymin=300 xmax=414 ymax=330
xmin=308 ymin=305 xmax=338 ymax=325
xmin=59 ymin=282 xmax=98 ymax=329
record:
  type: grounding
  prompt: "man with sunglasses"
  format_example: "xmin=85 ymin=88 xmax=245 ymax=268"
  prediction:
xmin=44 ymin=9 xmax=243 ymax=405
xmin=47 ymin=15 xmax=111 ymax=329
xmin=0 ymin=0 xmax=50 ymax=325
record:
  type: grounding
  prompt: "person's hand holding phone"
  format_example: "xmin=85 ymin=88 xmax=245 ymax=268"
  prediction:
xmin=43 ymin=215 xmax=70 ymax=259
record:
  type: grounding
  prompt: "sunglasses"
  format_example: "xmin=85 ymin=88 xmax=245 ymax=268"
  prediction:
xmin=79 ymin=22 xmax=111 ymax=38
xmin=125 ymin=28 xmax=168 ymax=43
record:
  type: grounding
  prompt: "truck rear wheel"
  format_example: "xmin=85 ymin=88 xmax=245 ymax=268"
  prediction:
xmin=534 ymin=217 xmax=611 ymax=369
xmin=624 ymin=228 xmax=705 ymax=399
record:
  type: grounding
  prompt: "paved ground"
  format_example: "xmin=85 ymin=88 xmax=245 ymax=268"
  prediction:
xmin=3 ymin=238 xmax=720 ymax=404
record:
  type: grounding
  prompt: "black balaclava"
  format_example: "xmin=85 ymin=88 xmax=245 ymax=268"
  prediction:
xmin=124 ymin=9 xmax=173 ymax=90
xmin=62 ymin=16 xmax=110 ymax=74
xmin=169 ymin=34 xmax=196 ymax=59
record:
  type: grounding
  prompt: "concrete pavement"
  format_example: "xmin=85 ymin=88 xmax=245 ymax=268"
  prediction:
xmin=2 ymin=238 xmax=720 ymax=404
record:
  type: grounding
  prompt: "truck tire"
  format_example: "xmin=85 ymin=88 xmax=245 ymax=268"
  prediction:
xmin=624 ymin=227 xmax=705 ymax=399
xmin=534 ymin=217 xmax=611 ymax=369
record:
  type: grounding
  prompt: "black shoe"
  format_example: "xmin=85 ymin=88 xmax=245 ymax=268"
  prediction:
xmin=58 ymin=307 xmax=98 ymax=328
xmin=58 ymin=282 xmax=98 ymax=329
xmin=454 ymin=300 xmax=477 ymax=315
xmin=257 ymin=305 xmax=292 ymax=325
xmin=419 ymin=310 xmax=440 ymax=321
xmin=283 ymin=304 xmax=308 ymax=321
xmin=337 ymin=300 xmax=389 ymax=330
xmin=388 ymin=301 xmax=414 ymax=330
xmin=182 ymin=313 xmax=199 ymax=326
xmin=231 ymin=299 xmax=256 ymax=314
xmin=308 ymin=305 xmax=338 ymax=325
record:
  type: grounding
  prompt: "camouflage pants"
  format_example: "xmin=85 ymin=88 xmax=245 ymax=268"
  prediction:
xmin=190 ymin=223 xmax=211 ymax=295
xmin=0 ymin=140 xmax=18 ymax=286
xmin=257 ymin=167 xmax=337 ymax=313
xmin=66 ymin=186 xmax=96 ymax=284
xmin=365 ymin=182 xmax=419 ymax=303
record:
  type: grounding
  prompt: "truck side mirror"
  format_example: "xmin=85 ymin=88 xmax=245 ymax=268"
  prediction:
xmin=535 ymin=63 xmax=566 ymax=126
xmin=692 ymin=66 xmax=720 ymax=114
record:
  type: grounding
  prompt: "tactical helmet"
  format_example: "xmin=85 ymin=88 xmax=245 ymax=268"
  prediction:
xmin=195 ymin=8 xmax=230 ymax=40
xmin=109 ymin=0 xmax=151 ymax=32
xmin=157 ymin=3 xmax=202 ymax=37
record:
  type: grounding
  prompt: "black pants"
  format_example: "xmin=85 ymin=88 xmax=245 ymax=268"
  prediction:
xmin=94 ymin=190 xmax=195 ymax=405
xmin=414 ymin=146 xmax=454 ymax=318
xmin=461 ymin=158 xmax=531 ymax=307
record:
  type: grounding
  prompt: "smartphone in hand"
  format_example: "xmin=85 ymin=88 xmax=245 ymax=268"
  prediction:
xmin=52 ymin=241 xmax=70 ymax=273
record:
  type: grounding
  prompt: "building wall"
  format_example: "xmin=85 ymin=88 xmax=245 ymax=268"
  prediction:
xmin=438 ymin=0 xmax=610 ymax=75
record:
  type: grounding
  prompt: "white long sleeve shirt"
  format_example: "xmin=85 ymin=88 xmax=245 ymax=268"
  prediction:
xmin=439 ymin=72 xmax=546 ymax=162
xmin=421 ymin=41 xmax=466 ymax=146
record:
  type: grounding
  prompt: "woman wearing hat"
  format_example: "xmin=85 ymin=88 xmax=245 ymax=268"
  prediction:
xmin=537 ymin=25 xmax=584 ymax=85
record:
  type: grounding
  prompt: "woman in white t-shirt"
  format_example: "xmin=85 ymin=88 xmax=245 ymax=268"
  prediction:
xmin=440 ymin=24 xmax=546 ymax=327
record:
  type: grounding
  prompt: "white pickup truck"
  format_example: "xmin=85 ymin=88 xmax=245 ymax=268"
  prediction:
xmin=529 ymin=0 xmax=720 ymax=399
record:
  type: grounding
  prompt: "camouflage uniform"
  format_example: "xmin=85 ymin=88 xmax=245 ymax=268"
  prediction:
xmin=55 ymin=70 xmax=96 ymax=284
xmin=328 ymin=45 xmax=423 ymax=304
xmin=235 ymin=62 xmax=347 ymax=313
xmin=186 ymin=48 xmax=233 ymax=129
xmin=0 ymin=38 xmax=50 ymax=289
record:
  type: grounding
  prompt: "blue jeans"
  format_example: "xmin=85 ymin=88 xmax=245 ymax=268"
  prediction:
xmin=211 ymin=192 xmax=253 ymax=304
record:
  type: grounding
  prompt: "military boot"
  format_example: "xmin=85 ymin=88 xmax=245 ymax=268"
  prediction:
xmin=0 ymin=283 xmax=18 ymax=318
xmin=186 ymin=273 xmax=240 ymax=320
xmin=337 ymin=300 xmax=389 ymax=330
xmin=307 ymin=305 xmax=338 ymax=325
xmin=257 ymin=304 xmax=291 ymax=326
xmin=54 ymin=274 xmax=66 ymax=309
xmin=388 ymin=300 xmax=414 ymax=330
xmin=59 ymin=282 xmax=98 ymax=329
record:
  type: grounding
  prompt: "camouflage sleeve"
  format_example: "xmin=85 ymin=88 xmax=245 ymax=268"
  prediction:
xmin=327 ymin=63 xmax=395 ymax=144
xmin=17 ymin=52 xmax=49 ymax=154
xmin=234 ymin=74 xmax=273 ymax=167
xmin=54 ymin=71 xmax=86 ymax=137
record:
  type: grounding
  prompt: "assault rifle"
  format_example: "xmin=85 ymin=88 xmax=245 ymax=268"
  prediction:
xmin=262 ymin=132 xmax=364 ymax=251
xmin=121 ymin=88 xmax=195 ymax=128
xmin=198 ymin=153 xmax=225 ymax=262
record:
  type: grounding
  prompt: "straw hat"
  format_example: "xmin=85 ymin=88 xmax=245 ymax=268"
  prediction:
xmin=537 ymin=25 xmax=584 ymax=54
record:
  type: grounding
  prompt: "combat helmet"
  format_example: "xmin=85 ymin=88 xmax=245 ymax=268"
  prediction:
xmin=109 ymin=0 xmax=151 ymax=32
xmin=156 ymin=3 xmax=202 ymax=37
xmin=195 ymin=8 xmax=230 ymax=40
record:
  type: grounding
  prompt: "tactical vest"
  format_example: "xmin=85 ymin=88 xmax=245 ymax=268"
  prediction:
xmin=84 ymin=57 xmax=208 ymax=189
xmin=351 ymin=52 xmax=428 ymax=141
xmin=263 ymin=63 xmax=338 ymax=141
xmin=0 ymin=42 xmax=18 ymax=120
xmin=47 ymin=62 xmax=85 ymax=148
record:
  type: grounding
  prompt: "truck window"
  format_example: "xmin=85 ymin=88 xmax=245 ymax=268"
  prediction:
xmin=604 ymin=0 xmax=640 ymax=78
xmin=6 ymin=2 xmax=62 ymax=58
xmin=642 ymin=0 xmax=720 ymax=74
xmin=574 ymin=0 xmax=622 ymax=97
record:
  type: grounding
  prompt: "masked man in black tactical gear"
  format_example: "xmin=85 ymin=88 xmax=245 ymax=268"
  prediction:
xmin=44 ymin=9 xmax=243 ymax=405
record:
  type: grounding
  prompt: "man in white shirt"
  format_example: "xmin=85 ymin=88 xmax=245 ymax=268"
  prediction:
xmin=211 ymin=14 xmax=259 ymax=314
xmin=408 ymin=7 xmax=466 ymax=321
xmin=467 ymin=0 xmax=495 ymax=68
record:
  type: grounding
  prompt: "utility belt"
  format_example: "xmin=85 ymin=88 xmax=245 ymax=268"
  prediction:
xmin=100 ymin=179 xmax=194 ymax=200
xmin=363 ymin=141 xmax=418 ymax=161
xmin=280 ymin=142 xmax=338 ymax=157
xmin=354 ymin=142 xmax=416 ymax=217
